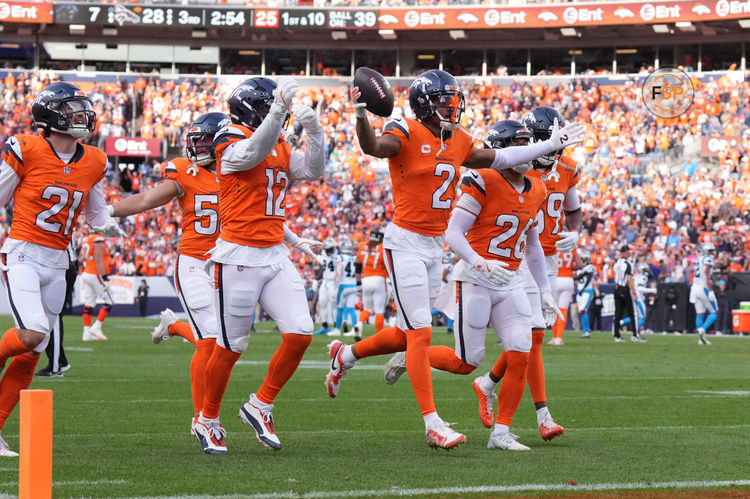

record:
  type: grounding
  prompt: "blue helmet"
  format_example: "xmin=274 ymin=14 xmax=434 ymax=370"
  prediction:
xmin=408 ymin=69 xmax=465 ymax=130
xmin=228 ymin=77 xmax=277 ymax=129
xmin=522 ymin=105 xmax=565 ymax=167
xmin=484 ymin=120 xmax=532 ymax=149
xmin=32 ymin=82 xmax=96 ymax=138
xmin=186 ymin=112 xmax=229 ymax=167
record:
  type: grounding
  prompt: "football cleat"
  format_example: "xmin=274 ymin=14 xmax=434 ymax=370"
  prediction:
xmin=89 ymin=322 xmax=108 ymax=341
xmin=539 ymin=416 xmax=565 ymax=441
xmin=152 ymin=308 xmax=178 ymax=344
xmin=384 ymin=351 xmax=407 ymax=385
xmin=698 ymin=328 xmax=711 ymax=345
xmin=547 ymin=337 xmax=564 ymax=346
xmin=325 ymin=340 xmax=353 ymax=398
xmin=426 ymin=421 xmax=466 ymax=450
xmin=631 ymin=335 xmax=647 ymax=343
xmin=193 ymin=417 xmax=228 ymax=454
xmin=0 ymin=432 xmax=18 ymax=457
xmin=342 ymin=330 xmax=356 ymax=337
xmin=190 ymin=415 xmax=198 ymax=436
xmin=326 ymin=328 xmax=341 ymax=337
xmin=35 ymin=367 xmax=63 ymax=378
xmin=472 ymin=376 xmax=496 ymax=429
xmin=487 ymin=431 xmax=530 ymax=451
xmin=238 ymin=396 xmax=281 ymax=451
xmin=580 ymin=331 xmax=591 ymax=339
xmin=82 ymin=326 xmax=105 ymax=342
xmin=614 ymin=336 xmax=625 ymax=343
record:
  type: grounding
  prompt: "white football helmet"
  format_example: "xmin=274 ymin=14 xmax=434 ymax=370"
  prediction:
xmin=701 ymin=242 xmax=716 ymax=255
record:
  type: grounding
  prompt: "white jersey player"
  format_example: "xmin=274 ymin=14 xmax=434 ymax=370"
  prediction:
xmin=334 ymin=240 xmax=358 ymax=336
xmin=690 ymin=242 xmax=717 ymax=345
xmin=574 ymin=250 xmax=596 ymax=338
xmin=314 ymin=238 xmax=338 ymax=335
xmin=633 ymin=263 xmax=656 ymax=335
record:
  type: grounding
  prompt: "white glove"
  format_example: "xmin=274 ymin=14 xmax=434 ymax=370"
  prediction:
xmin=541 ymin=290 xmax=564 ymax=327
xmin=473 ymin=256 xmax=515 ymax=286
xmin=295 ymin=238 xmax=325 ymax=265
xmin=548 ymin=118 xmax=585 ymax=150
xmin=90 ymin=219 xmax=126 ymax=245
xmin=291 ymin=104 xmax=322 ymax=134
xmin=272 ymin=76 xmax=299 ymax=112
xmin=708 ymin=290 xmax=717 ymax=307
xmin=349 ymin=84 xmax=367 ymax=119
xmin=555 ymin=231 xmax=580 ymax=253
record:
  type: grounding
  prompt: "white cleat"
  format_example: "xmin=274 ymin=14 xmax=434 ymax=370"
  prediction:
xmin=0 ymin=433 xmax=17 ymax=457
xmin=193 ymin=416 xmax=228 ymax=454
xmin=326 ymin=328 xmax=341 ymax=337
xmin=698 ymin=328 xmax=711 ymax=345
xmin=238 ymin=395 xmax=281 ymax=451
xmin=152 ymin=308 xmax=178 ymax=344
xmin=190 ymin=415 xmax=197 ymax=436
xmin=384 ymin=351 xmax=407 ymax=385
xmin=547 ymin=337 xmax=564 ymax=346
xmin=487 ymin=431 xmax=530 ymax=451
xmin=325 ymin=340 xmax=353 ymax=398
xmin=82 ymin=326 xmax=105 ymax=342
xmin=89 ymin=322 xmax=108 ymax=341
xmin=342 ymin=330 xmax=356 ymax=337
xmin=426 ymin=421 xmax=466 ymax=450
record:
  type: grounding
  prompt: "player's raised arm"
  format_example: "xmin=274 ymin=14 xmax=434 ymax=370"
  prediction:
xmin=0 ymin=138 xmax=22 ymax=207
xmin=109 ymin=180 xmax=180 ymax=217
xmin=351 ymin=85 xmax=401 ymax=158
xmin=462 ymin=118 xmax=585 ymax=171
xmin=288 ymin=104 xmax=326 ymax=180
xmin=86 ymin=178 xmax=126 ymax=240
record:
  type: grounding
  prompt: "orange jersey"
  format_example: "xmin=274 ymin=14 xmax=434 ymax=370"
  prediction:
xmin=164 ymin=157 xmax=220 ymax=260
xmin=357 ymin=241 xmax=387 ymax=278
xmin=82 ymin=234 xmax=106 ymax=275
xmin=214 ymin=124 xmax=292 ymax=247
xmin=383 ymin=118 xmax=474 ymax=236
xmin=557 ymin=249 xmax=576 ymax=278
xmin=2 ymin=135 xmax=106 ymax=250
xmin=528 ymin=155 xmax=579 ymax=256
xmin=460 ymin=169 xmax=547 ymax=271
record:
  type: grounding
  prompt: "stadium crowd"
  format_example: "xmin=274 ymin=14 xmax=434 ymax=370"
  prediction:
xmin=1 ymin=70 xmax=748 ymax=289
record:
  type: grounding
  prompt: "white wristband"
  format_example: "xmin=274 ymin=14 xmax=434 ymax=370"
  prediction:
xmin=107 ymin=205 xmax=114 ymax=217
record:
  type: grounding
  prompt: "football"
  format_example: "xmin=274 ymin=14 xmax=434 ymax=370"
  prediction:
xmin=353 ymin=67 xmax=394 ymax=118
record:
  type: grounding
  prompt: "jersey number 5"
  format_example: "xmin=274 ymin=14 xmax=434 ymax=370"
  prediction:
xmin=194 ymin=194 xmax=219 ymax=236
xmin=35 ymin=186 xmax=84 ymax=236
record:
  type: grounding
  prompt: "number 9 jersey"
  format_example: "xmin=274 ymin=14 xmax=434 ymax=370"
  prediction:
xmin=528 ymin=155 xmax=579 ymax=256
xmin=164 ymin=157 xmax=220 ymax=260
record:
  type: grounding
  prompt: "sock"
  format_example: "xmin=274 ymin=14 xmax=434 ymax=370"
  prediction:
xmin=0 ymin=328 xmax=30 ymax=368
xmin=346 ymin=308 xmax=358 ymax=328
xmin=0 ymin=353 xmax=40 ymax=431
xmin=256 ymin=333 xmax=312 ymax=405
xmin=96 ymin=308 xmax=110 ymax=323
xmin=527 ymin=329 xmax=547 ymax=404
xmin=446 ymin=318 xmax=454 ymax=331
xmin=423 ymin=411 xmax=441 ymax=430
xmin=358 ymin=310 xmax=371 ymax=324
xmin=168 ymin=321 xmax=196 ymax=345
xmin=490 ymin=352 xmax=507 ymax=383
xmin=352 ymin=326 xmax=406 ymax=359
xmin=479 ymin=372 xmax=498 ymax=393
xmin=581 ymin=313 xmax=590 ymax=332
xmin=335 ymin=308 xmax=344 ymax=329
xmin=83 ymin=307 xmax=93 ymax=327
xmin=536 ymin=406 xmax=551 ymax=426
xmin=405 ymin=327 xmax=435 ymax=416
xmin=552 ymin=308 xmax=568 ymax=339
xmin=190 ymin=338 xmax=216 ymax=414
xmin=495 ymin=350 xmax=529 ymax=426
xmin=493 ymin=423 xmax=510 ymax=434
xmin=621 ymin=317 xmax=631 ymax=326
xmin=696 ymin=314 xmax=705 ymax=330
xmin=375 ymin=314 xmax=385 ymax=332
xmin=428 ymin=345 xmax=475 ymax=375
xmin=703 ymin=313 xmax=717 ymax=331
xmin=202 ymin=345 xmax=241 ymax=419
xmin=341 ymin=345 xmax=357 ymax=365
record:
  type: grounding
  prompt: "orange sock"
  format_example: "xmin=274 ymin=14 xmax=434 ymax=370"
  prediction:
xmin=202 ymin=345 xmax=241 ymax=419
xmin=256 ymin=333 xmax=312 ymax=405
xmin=352 ymin=326 xmax=406 ymax=359
xmin=552 ymin=308 xmax=568 ymax=339
xmin=0 ymin=328 xmax=30 ymax=368
xmin=495 ymin=350 xmax=529 ymax=426
xmin=428 ymin=345 xmax=475 ymax=375
xmin=168 ymin=321 xmax=196 ymax=345
xmin=491 ymin=352 xmax=508 ymax=381
xmin=375 ymin=314 xmax=385 ymax=331
xmin=358 ymin=310 xmax=371 ymax=324
xmin=190 ymin=338 xmax=216 ymax=414
xmin=405 ymin=327 xmax=435 ymax=416
xmin=527 ymin=329 xmax=547 ymax=404
xmin=82 ymin=308 xmax=92 ymax=327
xmin=97 ymin=308 xmax=110 ymax=323
xmin=0 ymin=352 xmax=39 ymax=430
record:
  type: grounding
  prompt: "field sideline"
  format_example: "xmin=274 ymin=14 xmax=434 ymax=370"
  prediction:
xmin=0 ymin=315 xmax=748 ymax=498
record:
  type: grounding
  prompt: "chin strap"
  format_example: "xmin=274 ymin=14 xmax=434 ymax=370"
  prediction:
xmin=545 ymin=156 xmax=561 ymax=182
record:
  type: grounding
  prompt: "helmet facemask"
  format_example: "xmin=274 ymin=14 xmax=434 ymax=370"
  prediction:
xmin=430 ymin=90 xmax=465 ymax=131
xmin=185 ymin=131 xmax=216 ymax=167
xmin=54 ymin=99 xmax=96 ymax=139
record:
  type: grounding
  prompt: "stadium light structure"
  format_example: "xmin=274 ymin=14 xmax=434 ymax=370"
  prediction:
xmin=378 ymin=29 xmax=397 ymax=40
xmin=331 ymin=31 xmax=347 ymax=40
xmin=69 ymin=24 xmax=86 ymax=35
xmin=102 ymin=27 xmax=118 ymax=36
xmin=675 ymin=21 xmax=696 ymax=31
xmin=560 ymin=28 xmax=579 ymax=37
xmin=652 ymin=24 xmax=670 ymax=33
xmin=739 ymin=19 xmax=750 ymax=28
xmin=449 ymin=30 xmax=466 ymax=40
xmin=192 ymin=29 xmax=207 ymax=38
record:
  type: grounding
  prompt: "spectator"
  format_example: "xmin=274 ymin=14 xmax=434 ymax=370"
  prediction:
xmin=137 ymin=279 xmax=149 ymax=317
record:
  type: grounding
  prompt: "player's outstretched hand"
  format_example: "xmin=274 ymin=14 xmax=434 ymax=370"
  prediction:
xmin=90 ymin=219 xmax=126 ymax=246
xmin=292 ymin=104 xmax=322 ymax=132
xmin=295 ymin=238 xmax=325 ymax=264
xmin=555 ymin=231 xmax=579 ymax=253
xmin=549 ymin=118 xmax=585 ymax=149
xmin=541 ymin=290 xmax=564 ymax=327
xmin=349 ymin=84 xmax=367 ymax=119
xmin=273 ymin=76 xmax=299 ymax=112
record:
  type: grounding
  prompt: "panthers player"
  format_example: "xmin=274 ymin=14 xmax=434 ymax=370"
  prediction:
xmin=690 ymin=242 xmax=717 ymax=345
xmin=634 ymin=263 xmax=656 ymax=336
xmin=325 ymin=75 xmax=583 ymax=450
xmin=80 ymin=233 xmax=112 ymax=341
xmin=355 ymin=228 xmax=388 ymax=338
xmin=0 ymin=82 xmax=122 ymax=456
xmin=336 ymin=240 xmax=359 ymax=337
xmin=313 ymin=238 xmax=338 ymax=335
xmin=200 ymin=76 xmax=325 ymax=453
xmin=574 ymin=250 xmax=596 ymax=339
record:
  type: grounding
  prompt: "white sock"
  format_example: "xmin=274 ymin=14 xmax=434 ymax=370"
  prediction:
xmin=536 ymin=406 xmax=551 ymax=426
xmin=198 ymin=412 xmax=218 ymax=423
xmin=250 ymin=393 xmax=273 ymax=412
xmin=492 ymin=423 xmax=510 ymax=434
xmin=480 ymin=373 xmax=497 ymax=393
xmin=423 ymin=412 xmax=441 ymax=430
xmin=341 ymin=345 xmax=357 ymax=365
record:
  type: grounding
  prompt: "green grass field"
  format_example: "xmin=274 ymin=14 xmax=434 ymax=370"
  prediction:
xmin=0 ymin=315 xmax=748 ymax=498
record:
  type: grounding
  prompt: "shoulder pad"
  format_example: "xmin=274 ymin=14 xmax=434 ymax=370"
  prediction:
xmin=383 ymin=118 xmax=409 ymax=139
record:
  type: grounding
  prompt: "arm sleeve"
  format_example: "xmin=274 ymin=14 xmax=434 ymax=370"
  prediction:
xmin=289 ymin=125 xmax=325 ymax=181
xmin=445 ymin=204 xmax=482 ymax=266
xmin=84 ymin=180 xmax=117 ymax=227
xmin=563 ymin=186 xmax=580 ymax=211
xmin=490 ymin=140 xmax=559 ymax=171
xmin=525 ymin=226 xmax=551 ymax=292
xmin=218 ymin=106 xmax=286 ymax=174
xmin=283 ymin=224 xmax=300 ymax=246
xmin=0 ymin=161 xmax=20 ymax=207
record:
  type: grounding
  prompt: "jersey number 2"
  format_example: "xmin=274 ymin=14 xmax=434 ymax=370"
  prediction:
xmin=35 ymin=186 xmax=84 ymax=236
xmin=431 ymin=163 xmax=456 ymax=210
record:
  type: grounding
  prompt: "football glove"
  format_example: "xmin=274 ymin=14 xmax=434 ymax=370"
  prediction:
xmin=541 ymin=290 xmax=564 ymax=327
xmin=549 ymin=118 xmax=585 ymax=150
xmin=294 ymin=238 xmax=325 ymax=265
xmin=90 ymin=219 xmax=126 ymax=245
xmin=708 ymin=290 xmax=718 ymax=308
xmin=349 ymin=85 xmax=367 ymax=119
xmin=291 ymin=104 xmax=323 ymax=134
xmin=555 ymin=231 xmax=579 ymax=253
xmin=272 ymin=76 xmax=299 ymax=112
xmin=473 ymin=256 xmax=515 ymax=286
